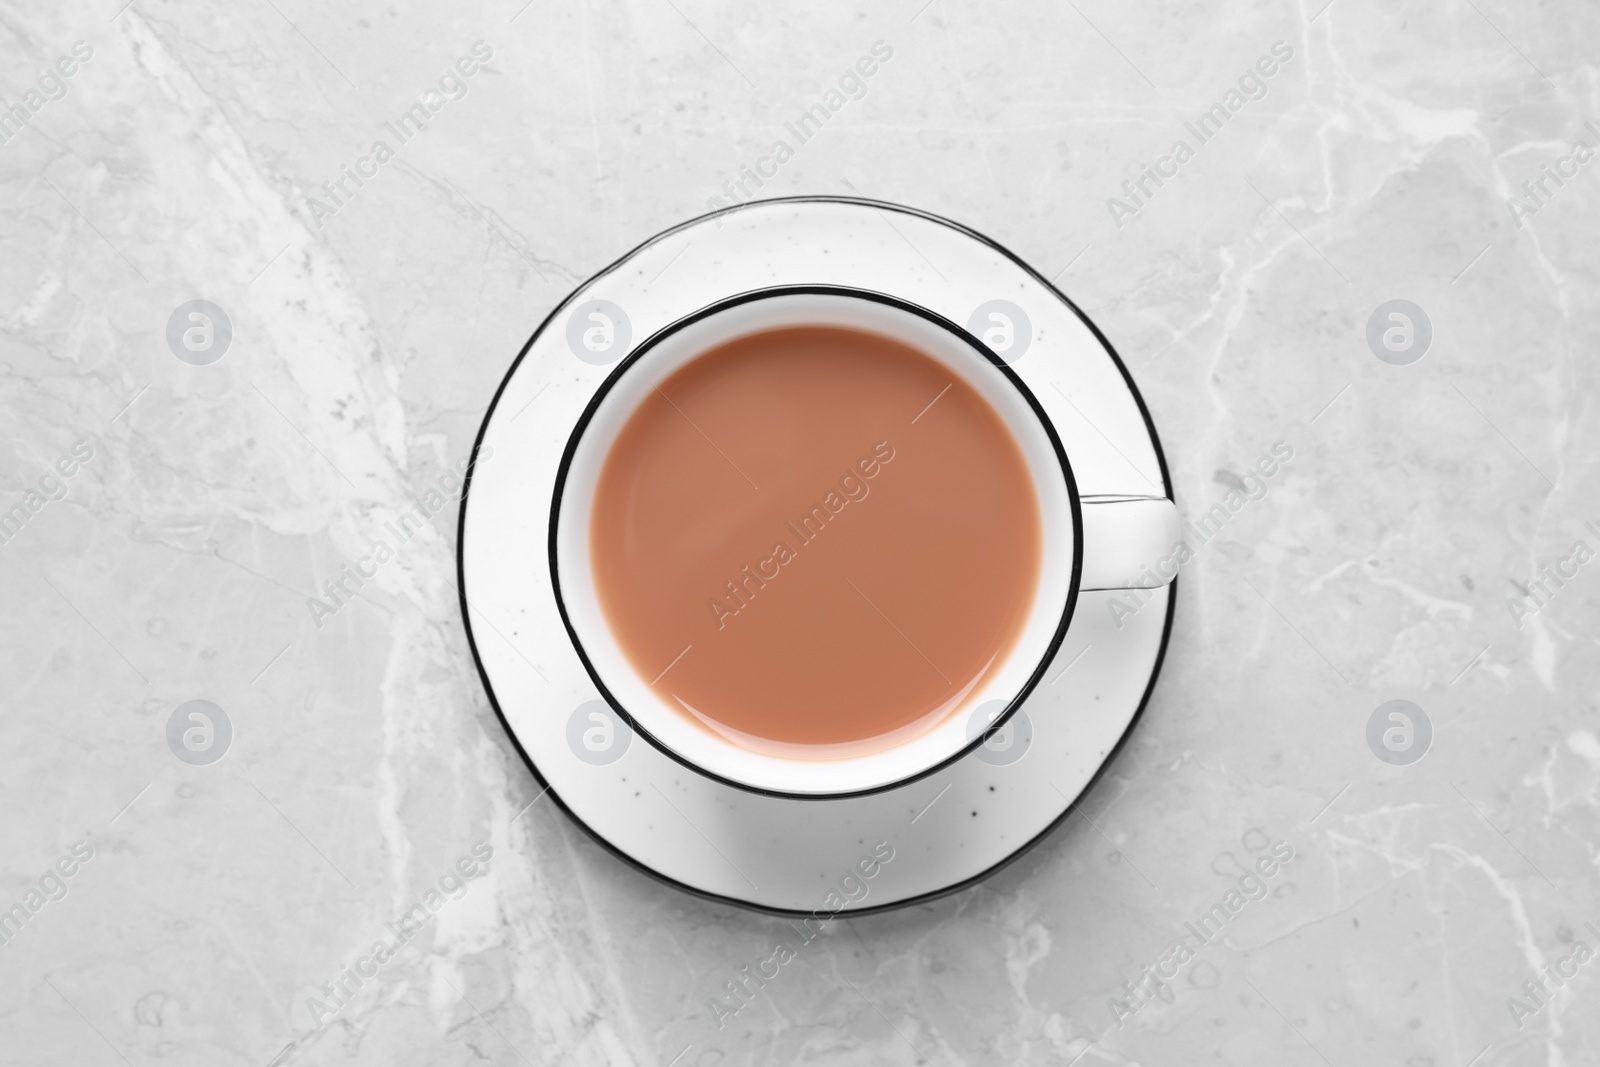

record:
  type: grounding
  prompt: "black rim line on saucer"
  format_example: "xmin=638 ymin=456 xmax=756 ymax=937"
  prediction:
xmin=455 ymin=194 xmax=1176 ymax=918
xmin=546 ymin=283 xmax=1081 ymax=802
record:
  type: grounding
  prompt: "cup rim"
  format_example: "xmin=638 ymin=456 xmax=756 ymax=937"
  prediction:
xmin=546 ymin=283 xmax=1085 ymax=800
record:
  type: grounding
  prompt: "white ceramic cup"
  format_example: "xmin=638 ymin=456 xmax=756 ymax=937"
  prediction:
xmin=551 ymin=288 xmax=1178 ymax=798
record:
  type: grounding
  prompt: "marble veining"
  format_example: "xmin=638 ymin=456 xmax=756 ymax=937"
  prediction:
xmin=1 ymin=0 xmax=1597 ymax=1064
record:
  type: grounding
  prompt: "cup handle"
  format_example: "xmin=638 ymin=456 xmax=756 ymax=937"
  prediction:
xmin=1079 ymin=495 xmax=1181 ymax=591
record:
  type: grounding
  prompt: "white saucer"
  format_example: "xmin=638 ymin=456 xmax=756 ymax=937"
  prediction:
xmin=458 ymin=197 xmax=1174 ymax=915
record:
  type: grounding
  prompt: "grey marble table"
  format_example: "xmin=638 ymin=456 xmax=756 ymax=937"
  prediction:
xmin=2 ymin=1 xmax=1597 ymax=1064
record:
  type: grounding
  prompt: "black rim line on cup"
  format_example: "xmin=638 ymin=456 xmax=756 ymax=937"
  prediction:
xmin=456 ymin=194 xmax=1176 ymax=918
xmin=547 ymin=284 xmax=1082 ymax=802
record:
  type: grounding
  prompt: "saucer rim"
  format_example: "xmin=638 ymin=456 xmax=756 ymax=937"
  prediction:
xmin=456 ymin=194 xmax=1176 ymax=917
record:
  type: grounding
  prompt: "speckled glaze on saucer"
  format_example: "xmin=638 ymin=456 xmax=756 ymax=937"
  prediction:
xmin=458 ymin=197 xmax=1174 ymax=915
